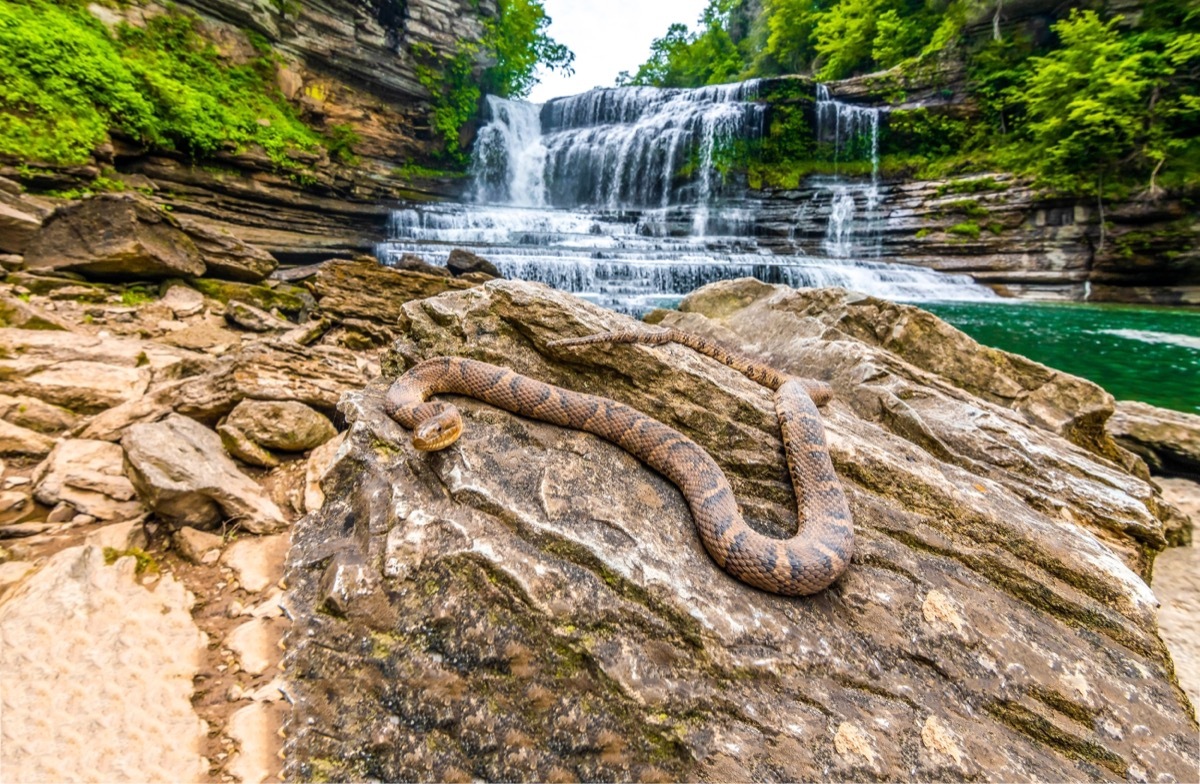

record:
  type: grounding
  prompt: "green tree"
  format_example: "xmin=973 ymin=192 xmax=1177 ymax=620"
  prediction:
xmin=482 ymin=0 xmax=574 ymax=99
xmin=1024 ymin=11 xmax=1162 ymax=193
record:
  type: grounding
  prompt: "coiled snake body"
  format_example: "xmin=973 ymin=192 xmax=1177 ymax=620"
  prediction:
xmin=384 ymin=328 xmax=853 ymax=596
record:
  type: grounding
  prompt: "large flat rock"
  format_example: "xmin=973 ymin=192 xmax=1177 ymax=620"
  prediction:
xmin=284 ymin=281 xmax=1196 ymax=782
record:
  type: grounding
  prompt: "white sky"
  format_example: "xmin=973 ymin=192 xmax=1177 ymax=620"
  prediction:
xmin=526 ymin=0 xmax=710 ymax=103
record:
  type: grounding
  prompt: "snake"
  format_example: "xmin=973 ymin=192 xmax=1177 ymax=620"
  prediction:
xmin=383 ymin=327 xmax=853 ymax=596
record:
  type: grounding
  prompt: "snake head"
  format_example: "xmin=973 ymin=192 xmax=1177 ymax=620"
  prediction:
xmin=412 ymin=407 xmax=464 ymax=451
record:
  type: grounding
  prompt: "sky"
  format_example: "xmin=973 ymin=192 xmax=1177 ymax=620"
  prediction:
xmin=526 ymin=0 xmax=710 ymax=103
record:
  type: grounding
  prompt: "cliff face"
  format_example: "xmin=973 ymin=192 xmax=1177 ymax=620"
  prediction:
xmin=752 ymin=176 xmax=1200 ymax=306
xmin=2 ymin=0 xmax=494 ymax=263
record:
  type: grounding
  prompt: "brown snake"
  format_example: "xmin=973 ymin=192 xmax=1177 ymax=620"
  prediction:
xmin=384 ymin=327 xmax=853 ymax=596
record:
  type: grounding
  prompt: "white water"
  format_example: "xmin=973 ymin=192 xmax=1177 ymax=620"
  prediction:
xmin=378 ymin=81 xmax=995 ymax=315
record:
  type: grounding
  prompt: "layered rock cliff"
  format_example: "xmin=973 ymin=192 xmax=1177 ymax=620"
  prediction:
xmin=1 ymin=0 xmax=493 ymax=263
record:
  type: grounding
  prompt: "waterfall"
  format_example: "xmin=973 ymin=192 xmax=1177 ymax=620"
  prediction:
xmin=814 ymin=85 xmax=885 ymax=259
xmin=473 ymin=82 xmax=763 ymax=211
xmin=376 ymin=80 xmax=995 ymax=315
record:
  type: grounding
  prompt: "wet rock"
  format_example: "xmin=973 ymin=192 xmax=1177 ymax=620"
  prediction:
xmin=1110 ymin=401 xmax=1200 ymax=478
xmin=32 ymin=439 xmax=145 ymax=522
xmin=0 ymin=393 xmax=81 ymax=434
xmin=284 ymin=281 xmax=1196 ymax=782
xmin=225 ymin=300 xmax=291 ymax=332
xmin=225 ymin=400 xmax=336 ymax=453
xmin=0 ymin=545 xmax=206 ymax=781
xmin=446 ymin=247 xmax=501 ymax=278
xmin=175 ymin=216 xmax=278 ymax=282
xmin=173 ymin=526 xmax=224 ymax=565
xmin=121 ymin=414 xmax=287 ymax=534
xmin=23 ymin=194 xmax=206 ymax=280
xmin=0 ymin=419 xmax=54 ymax=457
xmin=395 ymin=253 xmax=452 ymax=277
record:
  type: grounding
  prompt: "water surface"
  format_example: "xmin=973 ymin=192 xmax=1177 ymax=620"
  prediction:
xmin=925 ymin=301 xmax=1200 ymax=414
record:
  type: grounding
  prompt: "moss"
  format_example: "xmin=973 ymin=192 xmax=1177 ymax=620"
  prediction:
xmin=0 ymin=1 xmax=325 ymax=177
xmin=914 ymin=228 xmax=931 ymax=239
xmin=941 ymin=198 xmax=988 ymax=219
xmin=188 ymin=277 xmax=312 ymax=316
xmin=120 ymin=286 xmax=157 ymax=307
xmin=947 ymin=221 xmax=981 ymax=240
xmin=103 ymin=546 xmax=159 ymax=575
xmin=936 ymin=177 xmax=1009 ymax=197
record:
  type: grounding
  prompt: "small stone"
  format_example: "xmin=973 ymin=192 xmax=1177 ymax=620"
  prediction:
xmin=173 ymin=526 xmax=225 ymax=565
xmin=4 ymin=476 xmax=30 ymax=488
xmin=217 ymin=422 xmax=280 ymax=469
xmin=227 ymin=684 xmax=246 ymax=702
xmin=228 ymin=600 xmax=246 ymax=618
xmin=222 ymin=535 xmax=289 ymax=594
xmin=84 ymin=520 xmax=148 ymax=552
xmin=71 ymin=514 xmax=98 ymax=526
xmin=47 ymin=502 xmax=77 ymax=523
xmin=0 ymin=523 xmax=55 ymax=539
xmin=0 ymin=491 xmax=28 ymax=515
xmin=160 ymin=284 xmax=206 ymax=318
xmin=226 ymin=618 xmax=275 ymax=676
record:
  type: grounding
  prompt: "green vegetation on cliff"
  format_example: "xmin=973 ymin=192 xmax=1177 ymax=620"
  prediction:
xmin=624 ymin=0 xmax=1200 ymax=197
xmin=0 ymin=0 xmax=322 ymax=175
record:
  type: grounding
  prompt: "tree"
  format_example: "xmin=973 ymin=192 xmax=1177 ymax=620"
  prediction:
xmin=482 ymin=0 xmax=574 ymax=99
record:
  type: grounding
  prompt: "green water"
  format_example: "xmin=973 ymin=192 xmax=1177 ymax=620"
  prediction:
xmin=924 ymin=301 xmax=1200 ymax=415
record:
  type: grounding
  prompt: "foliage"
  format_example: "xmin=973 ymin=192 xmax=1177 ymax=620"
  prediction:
xmin=324 ymin=124 xmax=360 ymax=164
xmin=481 ymin=0 xmax=574 ymax=99
xmin=414 ymin=0 xmax=572 ymax=163
xmin=0 ymin=0 xmax=323 ymax=175
xmin=947 ymin=221 xmax=981 ymax=239
xmin=617 ymin=0 xmax=749 ymax=88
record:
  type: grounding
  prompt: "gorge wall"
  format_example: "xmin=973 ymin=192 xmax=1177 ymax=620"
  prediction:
xmin=1 ymin=0 xmax=491 ymax=263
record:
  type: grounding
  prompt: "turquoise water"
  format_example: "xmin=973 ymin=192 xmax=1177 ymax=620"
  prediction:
xmin=925 ymin=301 xmax=1200 ymax=415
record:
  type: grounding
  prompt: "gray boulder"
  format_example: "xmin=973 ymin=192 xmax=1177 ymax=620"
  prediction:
xmin=121 ymin=414 xmax=287 ymax=533
xmin=224 ymin=399 xmax=336 ymax=453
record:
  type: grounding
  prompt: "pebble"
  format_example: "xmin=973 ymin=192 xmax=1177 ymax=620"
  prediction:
xmin=4 ymin=476 xmax=30 ymax=488
xmin=47 ymin=503 xmax=76 ymax=523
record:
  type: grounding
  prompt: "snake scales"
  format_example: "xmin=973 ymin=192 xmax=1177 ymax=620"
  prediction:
xmin=383 ymin=327 xmax=853 ymax=596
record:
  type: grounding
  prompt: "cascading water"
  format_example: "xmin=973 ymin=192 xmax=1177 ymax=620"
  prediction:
xmin=814 ymin=85 xmax=884 ymax=259
xmin=377 ymin=81 xmax=994 ymax=314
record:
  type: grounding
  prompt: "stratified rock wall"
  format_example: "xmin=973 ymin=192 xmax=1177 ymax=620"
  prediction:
xmin=284 ymin=280 xmax=1197 ymax=782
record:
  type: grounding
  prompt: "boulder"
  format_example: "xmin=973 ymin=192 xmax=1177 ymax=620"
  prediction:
xmin=0 ymin=545 xmax=206 ymax=782
xmin=394 ymin=253 xmax=452 ymax=278
xmin=446 ymin=247 xmax=501 ymax=278
xmin=225 ymin=400 xmax=336 ymax=453
xmin=284 ymin=281 xmax=1196 ymax=782
xmin=218 ymin=422 xmax=280 ymax=468
xmin=1109 ymin=401 xmax=1200 ymax=477
xmin=32 ymin=439 xmax=145 ymax=522
xmin=311 ymin=259 xmax=474 ymax=344
xmin=172 ymin=526 xmax=224 ymax=565
xmin=175 ymin=216 xmax=278 ymax=282
xmin=23 ymin=194 xmax=206 ymax=280
xmin=121 ymin=414 xmax=287 ymax=534
xmin=225 ymin=300 xmax=291 ymax=332
xmin=0 ymin=202 xmax=42 ymax=255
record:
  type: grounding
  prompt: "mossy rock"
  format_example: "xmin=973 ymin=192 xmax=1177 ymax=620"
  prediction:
xmin=188 ymin=277 xmax=315 ymax=318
